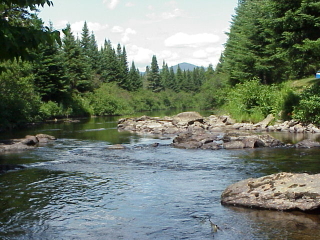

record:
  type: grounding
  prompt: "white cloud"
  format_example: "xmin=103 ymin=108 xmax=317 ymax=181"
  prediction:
xmin=147 ymin=8 xmax=184 ymax=21
xmin=193 ymin=50 xmax=208 ymax=59
xmin=125 ymin=2 xmax=134 ymax=7
xmin=193 ymin=47 xmax=223 ymax=59
xmin=122 ymin=28 xmax=137 ymax=43
xmin=164 ymin=32 xmax=220 ymax=48
xmin=111 ymin=25 xmax=123 ymax=33
xmin=103 ymin=0 xmax=119 ymax=10
xmin=161 ymin=8 xmax=184 ymax=19
xmin=111 ymin=26 xmax=136 ymax=43
xmin=127 ymin=44 xmax=155 ymax=68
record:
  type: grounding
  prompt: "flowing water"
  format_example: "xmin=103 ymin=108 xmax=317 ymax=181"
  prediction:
xmin=1 ymin=111 xmax=320 ymax=240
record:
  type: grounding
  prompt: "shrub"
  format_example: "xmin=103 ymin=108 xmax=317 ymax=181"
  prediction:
xmin=0 ymin=61 xmax=42 ymax=128
xmin=39 ymin=101 xmax=62 ymax=119
xmin=221 ymin=79 xmax=293 ymax=122
xmin=293 ymin=83 xmax=320 ymax=124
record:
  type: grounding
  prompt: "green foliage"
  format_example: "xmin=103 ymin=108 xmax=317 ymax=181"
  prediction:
xmin=33 ymin=36 xmax=69 ymax=102
xmin=196 ymin=72 xmax=229 ymax=110
xmin=62 ymin=24 xmax=92 ymax=93
xmin=39 ymin=101 xmax=61 ymax=119
xmin=221 ymin=0 xmax=320 ymax=84
xmin=0 ymin=0 xmax=60 ymax=61
xmin=293 ymin=83 xmax=320 ymax=124
xmin=222 ymin=79 xmax=293 ymax=123
xmin=0 ymin=60 xmax=42 ymax=128
xmin=147 ymin=55 xmax=162 ymax=92
xmin=88 ymin=83 xmax=133 ymax=116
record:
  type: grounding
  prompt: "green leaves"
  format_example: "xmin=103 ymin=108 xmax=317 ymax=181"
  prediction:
xmin=0 ymin=0 xmax=59 ymax=61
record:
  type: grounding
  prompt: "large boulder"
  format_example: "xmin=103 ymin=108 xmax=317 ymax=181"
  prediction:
xmin=221 ymin=172 xmax=320 ymax=211
xmin=172 ymin=112 xmax=203 ymax=127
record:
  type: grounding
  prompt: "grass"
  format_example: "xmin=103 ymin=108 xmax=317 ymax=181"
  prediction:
xmin=289 ymin=77 xmax=318 ymax=91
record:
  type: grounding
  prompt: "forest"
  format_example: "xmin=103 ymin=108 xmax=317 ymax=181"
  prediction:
xmin=1 ymin=0 xmax=320 ymax=129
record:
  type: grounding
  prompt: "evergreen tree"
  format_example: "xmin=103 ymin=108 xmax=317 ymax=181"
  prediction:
xmin=89 ymin=32 xmax=100 ymax=71
xmin=143 ymin=66 xmax=150 ymax=89
xmin=62 ymin=24 xmax=92 ymax=92
xmin=168 ymin=67 xmax=178 ymax=92
xmin=128 ymin=61 xmax=142 ymax=91
xmin=147 ymin=55 xmax=162 ymax=92
xmin=175 ymin=65 xmax=183 ymax=92
xmin=117 ymin=45 xmax=130 ymax=90
xmin=160 ymin=61 xmax=170 ymax=90
xmin=182 ymin=70 xmax=194 ymax=92
xmin=221 ymin=0 xmax=320 ymax=84
xmin=80 ymin=22 xmax=91 ymax=58
xmin=205 ymin=64 xmax=215 ymax=80
xmin=33 ymin=27 xmax=68 ymax=102
xmin=100 ymin=39 xmax=120 ymax=83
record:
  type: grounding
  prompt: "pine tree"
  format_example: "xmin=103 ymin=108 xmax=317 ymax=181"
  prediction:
xmin=100 ymin=39 xmax=120 ymax=83
xmin=33 ymin=35 xmax=68 ymax=102
xmin=160 ymin=61 xmax=170 ymax=90
xmin=62 ymin=24 xmax=92 ymax=92
xmin=117 ymin=44 xmax=130 ymax=90
xmin=80 ymin=22 xmax=100 ymax=72
xmin=89 ymin=32 xmax=100 ymax=71
xmin=168 ymin=67 xmax=178 ymax=92
xmin=129 ymin=61 xmax=142 ymax=91
xmin=80 ymin=22 xmax=91 ymax=58
xmin=147 ymin=55 xmax=162 ymax=92
xmin=175 ymin=65 xmax=183 ymax=92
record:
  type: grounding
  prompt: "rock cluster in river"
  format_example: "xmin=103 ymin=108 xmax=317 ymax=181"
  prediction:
xmin=117 ymin=111 xmax=320 ymax=150
xmin=118 ymin=112 xmax=320 ymax=135
xmin=172 ymin=132 xmax=284 ymax=150
xmin=221 ymin=172 xmax=320 ymax=211
xmin=0 ymin=134 xmax=56 ymax=152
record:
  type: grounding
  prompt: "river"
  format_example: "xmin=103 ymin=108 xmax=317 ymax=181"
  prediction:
xmin=1 ymin=111 xmax=320 ymax=240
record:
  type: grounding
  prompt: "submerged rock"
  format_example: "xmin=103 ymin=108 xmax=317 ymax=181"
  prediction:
xmin=107 ymin=144 xmax=126 ymax=150
xmin=0 ymin=164 xmax=25 ymax=174
xmin=221 ymin=172 xmax=320 ymax=211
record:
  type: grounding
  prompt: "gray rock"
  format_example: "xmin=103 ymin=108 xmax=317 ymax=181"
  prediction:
xmin=223 ymin=141 xmax=245 ymax=149
xmin=253 ymin=114 xmax=274 ymax=128
xmin=294 ymin=139 xmax=320 ymax=148
xmin=221 ymin=172 xmax=320 ymax=211
xmin=0 ymin=134 xmax=56 ymax=152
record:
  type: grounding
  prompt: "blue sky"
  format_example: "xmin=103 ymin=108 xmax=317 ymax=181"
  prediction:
xmin=38 ymin=0 xmax=238 ymax=70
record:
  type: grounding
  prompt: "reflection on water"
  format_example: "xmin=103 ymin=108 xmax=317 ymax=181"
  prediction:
xmin=1 ymin=112 xmax=320 ymax=239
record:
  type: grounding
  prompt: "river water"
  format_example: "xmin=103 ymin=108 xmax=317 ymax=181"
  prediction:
xmin=1 ymin=111 xmax=320 ymax=240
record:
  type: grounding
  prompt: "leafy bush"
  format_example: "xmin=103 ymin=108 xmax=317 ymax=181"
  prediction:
xmin=0 ymin=61 xmax=42 ymax=128
xmin=39 ymin=101 xmax=62 ymax=119
xmin=221 ymin=79 xmax=293 ymax=122
xmin=293 ymin=83 xmax=320 ymax=124
xmin=88 ymin=83 xmax=134 ymax=115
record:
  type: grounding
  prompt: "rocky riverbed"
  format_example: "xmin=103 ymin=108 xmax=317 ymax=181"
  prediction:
xmin=118 ymin=111 xmax=320 ymax=150
xmin=118 ymin=111 xmax=320 ymax=135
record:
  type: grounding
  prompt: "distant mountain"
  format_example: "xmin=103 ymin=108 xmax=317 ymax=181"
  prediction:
xmin=140 ymin=62 xmax=202 ymax=75
xmin=170 ymin=62 xmax=200 ymax=72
